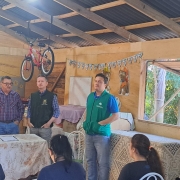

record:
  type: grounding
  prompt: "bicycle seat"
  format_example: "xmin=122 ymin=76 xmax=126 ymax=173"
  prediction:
xmin=38 ymin=42 xmax=46 ymax=47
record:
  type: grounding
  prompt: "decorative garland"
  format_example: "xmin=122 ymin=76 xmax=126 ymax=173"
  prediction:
xmin=67 ymin=52 xmax=143 ymax=70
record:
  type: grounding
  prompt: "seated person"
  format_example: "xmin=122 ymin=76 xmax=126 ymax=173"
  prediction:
xmin=38 ymin=134 xmax=85 ymax=180
xmin=0 ymin=164 xmax=5 ymax=180
xmin=118 ymin=134 xmax=164 ymax=180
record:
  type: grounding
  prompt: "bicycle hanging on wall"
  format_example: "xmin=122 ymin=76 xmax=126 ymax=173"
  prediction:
xmin=20 ymin=42 xmax=54 ymax=82
xmin=20 ymin=20 xmax=54 ymax=82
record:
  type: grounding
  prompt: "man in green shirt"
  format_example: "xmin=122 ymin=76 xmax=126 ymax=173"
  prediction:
xmin=83 ymin=73 xmax=119 ymax=180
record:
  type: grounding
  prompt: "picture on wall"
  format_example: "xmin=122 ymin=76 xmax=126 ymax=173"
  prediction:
xmin=102 ymin=64 xmax=111 ymax=93
xmin=119 ymin=67 xmax=129 ymax=95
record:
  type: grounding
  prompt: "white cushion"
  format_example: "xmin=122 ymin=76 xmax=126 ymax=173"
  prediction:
xmin=111 ymin=118 xmax=130 ymax=131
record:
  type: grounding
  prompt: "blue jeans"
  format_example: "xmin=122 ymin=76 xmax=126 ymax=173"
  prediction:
xmin=0 ymin=122 xmax=19 ymax=135
xmin=85 ymin=134 xmax=110 ymax=180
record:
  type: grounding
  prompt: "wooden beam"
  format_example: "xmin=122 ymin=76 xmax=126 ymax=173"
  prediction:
xmin=6 ymin=0 xmax=107 ymax=45
xmin=0 ymin=24 xmax=28 ymax=45
xmin=153 ymin=62 xmax=180 ymax=76
xmin=138 ymin=60 xmax=147 ymax=120
xmin=51 ymin=66 xmax=66 ymax=92
xmin=125 ymin=21 xmax=160 ymax=30
xmin=2 ymin=3 xmax=15 ymax=10
xmin=54 ymin=0 xmax=144 ymax=42
xmin=0 ymin=24 xmax=60 ymax=48
xmin=5 ymin=21 xmax=160 ymax=38
xmin=60 ymin=29 xmax=111 ymax=37
xmin=89 ymin=0 xmax=125 ymax=11
xmin=7 ymin=14 xmax=180 ymax=36
xmin=4 ymin=1 xmax=126 ymax=27
xmin=0 ymin=9 xmax=78 ymax=48
xmin=30 ymin=1 xmax=125 ymax=23
xmin=56 ymin=11 xmax=78 ymax=20
xmin=124 ymin=0 xmax=180 ymax=36
xmin=59 ymin=17 xmax=180 ymax=38
xmin=5 ymin=0 xmax=180 ymax=39
xmin=29 ymin=18 xmax=45 ymax=24
xmin=4 ymin=0 xmax=180 ymax=37
xmin=60 ymin=23 xmax=162 ymax=38
xmin=6 ymin=23 xmax=20 ymax=28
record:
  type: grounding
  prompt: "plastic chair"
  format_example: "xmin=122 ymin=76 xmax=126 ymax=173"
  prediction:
xmin=139 ymin=172 xmax=164 ymax=180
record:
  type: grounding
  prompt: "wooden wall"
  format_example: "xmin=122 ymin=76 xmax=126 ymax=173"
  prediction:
xmin=0 ymin=31 xmax=28 ymax=49
xmin=0 ymin=31 xmax=29 ymax=98
xmin=53 ymin=38 xmax=180 ymax=140
xmin=53 ymin=45 xmax=140 ymax=118
xmin=1 ymin=29 xmax=180 ymax=140
xmin=24 ymin=63 xmax=66 ymax=102
xmin=24 ymin=68 xmax=39 ymax=98
xmin=0 ymin=55 xmax=22 ymax=77
xmin=0 ymin=31 xmax=63 ymax=99
xmin=47 ymin=62 xmax=66 ymax=105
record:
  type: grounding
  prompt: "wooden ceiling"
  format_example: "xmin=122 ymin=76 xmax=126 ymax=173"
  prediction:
xmin=0 ymin=0 xmax=180 ymax=48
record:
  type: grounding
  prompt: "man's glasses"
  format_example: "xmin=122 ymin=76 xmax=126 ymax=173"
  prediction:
xmin=2 ymin=82 xmax=13 ymax=86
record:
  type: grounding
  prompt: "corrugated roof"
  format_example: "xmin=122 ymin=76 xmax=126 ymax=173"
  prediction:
xmin=95 ymin=4 xmax=153 ymax=26
xmin=0 ymin=0 xmax=8 ymax=7
xmin=1 ymin=0 xmax=180 ymax=48
xmin=63 ymin=32 xmax=128 ymax=47
xmin=142 ymin=0 xmax=180 ymax=18
xmin=61 ymin=15 xmax=105 ymax=31
xmin=11 ymin=26 xmax=43 ymax=39
xmin=9 ymin=7 xmax=38 ymax=21
xmin=94 ymin=32 xmax=127 ymax=43
xmin=39 ymin=39 xmax=66 ymax=49
xmin=0 ymin=16 xmax=13 ymax=26
xmin=70 ymin=0 xmax=115 ymax=8
xmin=29 ymin=0 xmax=72 ymax=16
xmin=129 ymin=25 xmax=178 ymax=41
xmin=35 ymin=22 xmax=69 ymax=35
xmin=64 ymin=36 xmax=94 ymax=47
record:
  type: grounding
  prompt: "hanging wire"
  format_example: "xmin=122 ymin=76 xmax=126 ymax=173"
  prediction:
xmin=128 ymin=33 xmax=131 ymax=42
xmin=24 ymin=21 xmax=37 ymax=44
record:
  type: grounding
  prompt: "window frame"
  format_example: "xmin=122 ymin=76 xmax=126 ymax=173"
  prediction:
xmin=138 ymin=60 xmax=180 ymax=125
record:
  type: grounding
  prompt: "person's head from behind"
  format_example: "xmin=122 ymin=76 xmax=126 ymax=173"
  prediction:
xmin=1 ymin=76 xmax=13 ymax=94
xmin=129 ymin=134 xmax=150 ymax=160
xmin=37 ymin=74 xmax=48 ymax=92
xmin=130 ymin=134 xmax=164 ymax=177
xmin=94 ymin=73 xmax=108 ymax=93
xmin=49 ymin=134 xmax=72 ymax=164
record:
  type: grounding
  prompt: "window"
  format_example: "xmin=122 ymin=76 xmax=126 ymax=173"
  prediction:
xmin=138 ymin=60 xmax=180 ymax=126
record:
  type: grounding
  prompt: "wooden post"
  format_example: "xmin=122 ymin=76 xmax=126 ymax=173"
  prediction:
xmin=138 ymin=60 xmax=147 ymax=120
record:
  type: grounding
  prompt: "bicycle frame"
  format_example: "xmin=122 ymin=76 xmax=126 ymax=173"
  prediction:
xmin=26 ymin=45 xmax=42 ymax=67
xmin=21 ymin=43 xmax=54 ymax=82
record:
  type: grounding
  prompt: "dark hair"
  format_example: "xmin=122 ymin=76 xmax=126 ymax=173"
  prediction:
xmin=37 ymin=74 xmax=47 ymax=81
xmin=131 ymin=134 xmax=164 ymax=177
xmin=95 ymin=73 xmax=108 ymax=84
xmin=1 ymin=76 xmax=12 ymax=82
xmin=50 ymin=134 xmax=73 ymax=172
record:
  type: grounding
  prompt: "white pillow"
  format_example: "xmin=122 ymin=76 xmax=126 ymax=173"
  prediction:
xmin=111 ymin=118 xmax=130 ymax=131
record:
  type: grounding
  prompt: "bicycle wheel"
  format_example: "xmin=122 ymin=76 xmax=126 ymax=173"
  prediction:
xmin=41 ymin=47 xmax=54 ymax=76
xmin=20 ymin=57 xmax=34 ymax=82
